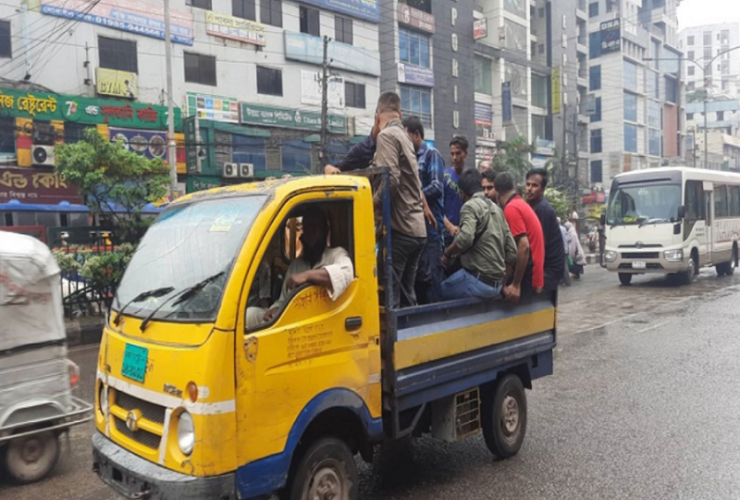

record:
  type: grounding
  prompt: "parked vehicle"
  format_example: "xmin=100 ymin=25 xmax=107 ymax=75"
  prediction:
xmin=603 ymin=167 xmax=740 ymax=285
xmin=91 ymin=171 xmax=557 ymax=500
xmin=0 ymin=231 xmax=92 ymax=484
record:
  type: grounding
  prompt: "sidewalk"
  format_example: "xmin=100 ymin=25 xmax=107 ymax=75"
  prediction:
xmin=65 ymin=316 xmax=105 ymax=347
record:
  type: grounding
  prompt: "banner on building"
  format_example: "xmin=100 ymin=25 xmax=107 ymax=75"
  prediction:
xmin=600 ymin=19 xmax=621 ymax=54
xmin=397 ymin=63 xmax=435 ymax=87
xmin=397 ymin=4 xmax=435 ymax=33
xmin=284 ymin=32 xmax=380 ymax=76
xmin=551 ymin=67 xmax=562 ymax=115
xmin=475 ymin=102 xmax=493 ymax=141
xmin=109 ymin=127 xmax=168 ymax=160
xmin=0 ymin=169 xmax=83 ymax=205
xmin=40 ymin=0 xmax=194 ymax=45
xmin=474 ymin=18 xmax=488 ymax=40
xmin=96 ymin=68 xmax=138 ymax=99
xmin=300 ymin=71 xmax=345 ymax=108
xmin=502 ymin=82 xmax=512 ymax=124
xmin=205 ymin=11 xmax=266 ymax=46
xmin=239 ymin=103 xmax=347 ymax=134
xmin=187 ymin=93 xmax=239 ymax=123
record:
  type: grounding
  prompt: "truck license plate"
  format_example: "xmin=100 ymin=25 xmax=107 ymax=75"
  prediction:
xmin=122 ymin=344 xmax=148 ymax=383
xmin=632 ymin=261 xmax=647 ymax=270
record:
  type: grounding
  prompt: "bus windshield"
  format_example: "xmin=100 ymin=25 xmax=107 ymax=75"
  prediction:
xmin=607 ymin=184 xmax=681 ymax=226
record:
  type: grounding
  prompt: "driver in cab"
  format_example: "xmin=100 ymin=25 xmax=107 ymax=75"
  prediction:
xmin=246 ymin=207 xmax=354 ymax=329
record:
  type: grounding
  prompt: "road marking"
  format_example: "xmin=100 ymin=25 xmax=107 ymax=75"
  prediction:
xmin=637 ymin=322 xmax=669 ymax=334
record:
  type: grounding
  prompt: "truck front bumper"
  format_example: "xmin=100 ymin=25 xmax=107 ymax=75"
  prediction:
xmin=92 ymin=432 xmax=236 ymax=500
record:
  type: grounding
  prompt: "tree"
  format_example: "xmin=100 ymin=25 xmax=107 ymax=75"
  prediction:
xmin=55 ymin=129 xmax=170 ymax=243
xmin=686 ymin=89 xmax=709 ymax=103
xmin=491 ymin=137 xmax=535 ymax=184
xmin=544 ymin=186 xmax=571 ymax=221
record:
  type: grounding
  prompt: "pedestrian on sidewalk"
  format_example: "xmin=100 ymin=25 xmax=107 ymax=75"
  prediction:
xmin=565 ymin=221 xmax=586 ymax=279
xmin=557 ymin=217 xmax=571 ymax=286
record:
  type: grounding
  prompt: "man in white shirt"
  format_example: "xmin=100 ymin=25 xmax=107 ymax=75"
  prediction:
xmin=246 ymin=207 xmax=353 ymax=329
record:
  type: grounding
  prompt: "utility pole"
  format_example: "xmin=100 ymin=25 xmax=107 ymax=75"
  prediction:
xmin=560 ymin=102 xmax=568 ymax=187
xmin=164 ymin=0 xmax=178 ymax=200
xmin=319 ymin=36 xmax=331 ymax=167
xmin=703 ymin=95 xmax=709 ymax=169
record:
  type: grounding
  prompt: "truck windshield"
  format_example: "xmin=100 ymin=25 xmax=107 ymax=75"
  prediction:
xmin=607 ymin=184 xmax=681 ymax=226
xmin=114 ymin=195 xmax=266 ymax=322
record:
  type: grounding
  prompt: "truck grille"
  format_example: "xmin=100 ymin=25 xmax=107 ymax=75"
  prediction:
xmin=621 ymin=252 xmax=660 ymax=259
xmin=115 ymin=391 xmax=166 ymax=424
xmin=114 ymin=418 xmax=161 ymax=450
xmin=111 ymin=389 xmax=166 ymax=451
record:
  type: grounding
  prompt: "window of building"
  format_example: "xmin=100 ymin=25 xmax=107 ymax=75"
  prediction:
xmin=406 ymin=0 xmax=432 ymax=14
xmin=687 ymin=50 xmax=695 ymax=61
xmin=624 ymin=123 xmax=638 ymax=152
xmin=588 ymin=2 xmax=599 ymax=17
xmin=538 ymin=7 xmax=545 ymax=17
xmin=399 ymin=27 xmax=431 ymax=68
xmin=98 ymin=36 xmax=138 ymax=73
xmin=704 ymin=47 xmax=712 ymax=60
xmin=722 ymin=79 xmax=730 ymax=91
xmin=475 ymin=56 xmax=492 ymax=95
xmin=184 ymin=52 xmax=217 ymax=86
xmin=665 ymin=76 xmax=678 ymax=103
xmin=648 ymin=128 xmax=661 ymax=156
xmin=532 ymin=115 xmax=546 ymax=140
xmin=260 ymin=0 xmax=282 ymax=27
xmin=648 ymin=101 xmax=661 ymax=128
xmin=589 ymin=32 xmax=601 ymax=59
xmin=257 ymin=66 xmax=282 ymax=96
xmin=345 ymin=82 xmax=366 ymax=108
xmin=531 ymin=73 xmax=548 ymax=108
xmin=687 ymin=82 xmax=695 ymax=91
xmin=687 ymin=35 xmax=694 ymax=46
xmin=606 ymin=0 xmax=616 ymax=12
xmin=0 ymin=20 xmax=10 ymax=59
xmin=687 ymin=112 xmax=694 ymax=121
xmin=648 ymin=71 xmax=659 ymax=98
xmin=64 ymin=122 xmax=94 ymax=144
xmin=591 ymin=97 xmax=602 ymax=122
xmin=300 ymin=6 xmax=320 ymax=37
xmin=703 ymin=31 xmax=712 ymax=45
xmin=721 ymin=30 xmax=730 ymax=44
xmin=186 ymin=0 xmax=211 ymax=8
xmin=624 ymin=92 xmax=637 ymax=122
xmin=335 ymin=16 xmax=352 ymax=44
xmin=717 ymin=111 xmax=725 ymax=121
xmin=233 ymin=0 xmax=256 ymax=20
xmin=590 ymin=65 xmax=601 ymax=90
xmin=722 ymin=59 xmax=730 ymax=75
xmin=591 ymin=129 xmax=602 ymax=153
xmin=624 ymin=60 xmax=638 ymax=91
xmin=400 ymin=85 xmax=432 ymax=127
xmin=0 ymin=116 xmax=14 ymax=154
xmin=590 ymin=160 xmax=603 ymax=183
xmin=539 ymin=44 xmax=545 ymax=55
xmin=688 ymin=66 xmax=695 ymax=76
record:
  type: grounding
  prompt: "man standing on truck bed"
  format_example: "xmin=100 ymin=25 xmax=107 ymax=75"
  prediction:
xmin=372 ymin=91 xmax=427 ymax=308
xmin=493 ymin=172 xmax=545 ymax=303
xmin=440 ymin=169 xmax=517 ymax=300
xmin=245 ymin=207 xmax=354 ymax=328
xmin=443 ymin=136 xmax=470 ymax=250
xmin=525 ymin=168 xmax=565 ymax=292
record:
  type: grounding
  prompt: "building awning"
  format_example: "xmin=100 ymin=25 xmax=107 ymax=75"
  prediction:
xmin=0 ymin=199 xmax=161 ymax=214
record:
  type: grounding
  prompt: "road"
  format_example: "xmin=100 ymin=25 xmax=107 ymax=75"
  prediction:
xmin=2 ymin=266 xmax=740 ymax=500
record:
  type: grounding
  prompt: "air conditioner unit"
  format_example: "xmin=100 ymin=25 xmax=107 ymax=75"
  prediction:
xmin=222 ymin=162 xmax=238 ymax=178
xmin=239 ymin=163 xmax=254 ymax=178
xmin=32 ymin=145 xmax=55 ymax=167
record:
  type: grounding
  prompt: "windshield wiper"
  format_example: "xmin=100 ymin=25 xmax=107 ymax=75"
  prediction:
xmin=113 ymin=287 xmax=175 ymax=326
xmin=139 ymin=271 xmax=226 ymax=332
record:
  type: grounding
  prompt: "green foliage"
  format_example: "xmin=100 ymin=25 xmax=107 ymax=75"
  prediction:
xmin=545 ymin=186 xmax=571 ymax=221
xmin=79 ymin=244 xmax=136 ymax=290
xmin=492 ymin=137 xmax=535 ymax=184
xmin=686 ymin=89 xmax=709 ymax=103
xmin=52 ymin=249 xmax=81 ymax=274
xmin=55 ymin=129 xmax=170 ymax=243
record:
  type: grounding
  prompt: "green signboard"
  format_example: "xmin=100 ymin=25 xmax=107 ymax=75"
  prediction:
xmin=0 ymin=87 xmax=181 ymax=130
xmin=239 ymin=102 xmax=347 ymax=134
xmin=187 ymin=175 xmax=221 ymax=193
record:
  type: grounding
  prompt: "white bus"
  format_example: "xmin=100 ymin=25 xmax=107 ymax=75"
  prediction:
xmin=603 ymin=167 xmax=740 ymax=285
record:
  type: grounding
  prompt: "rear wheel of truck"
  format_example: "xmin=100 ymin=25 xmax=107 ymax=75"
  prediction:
xmin=288 ymin=437 xmax=358 ymax=500
xmin=618 ymin=273 xmax=633 ymax=286
xmin=1 ymin=431 xmax=60 ymax=484
xmin=482 ymin=374 xmax=527 ymax=459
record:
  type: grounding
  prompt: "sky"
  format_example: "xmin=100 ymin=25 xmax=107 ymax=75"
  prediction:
xmin=677 ymin=0 xmax=740 ymax=29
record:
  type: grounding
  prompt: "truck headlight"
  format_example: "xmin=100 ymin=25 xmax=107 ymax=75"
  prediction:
xmin=99 ymin=384 xmax=108 ymax=414
xmin=604 ymin=250 xmax=618 ymax=262
xmin=664 ymin=249 xmax=684 ymax=262
xmin=177 ymin=411 xmax=195 ymax=455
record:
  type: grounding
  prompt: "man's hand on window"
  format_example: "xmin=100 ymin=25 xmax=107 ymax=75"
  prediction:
xmin=263 ymin=308 xmax=279 ymax=322
xmin=287 ymin=271 xmax=310 ymax=290
xmin=324 ymin=165 xmax=341 ymax=175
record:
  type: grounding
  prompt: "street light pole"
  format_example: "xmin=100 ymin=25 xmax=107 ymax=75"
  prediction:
xmin=164 ymin=0 xmax=178 ymax=199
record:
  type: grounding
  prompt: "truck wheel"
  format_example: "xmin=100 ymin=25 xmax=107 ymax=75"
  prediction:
xmin=482 ymin=374 xmax=527 ymax=459
xmin=618 ymin=273 xmax=632 ymax=286
xmin=288 ymin=437 xmax=358 ymax=500
xmin=1 ymin=431 xmax=60 ymax=484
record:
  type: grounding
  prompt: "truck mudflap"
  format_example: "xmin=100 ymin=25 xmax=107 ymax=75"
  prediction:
xmin=92 ymin=432 xmax=236 ymax=500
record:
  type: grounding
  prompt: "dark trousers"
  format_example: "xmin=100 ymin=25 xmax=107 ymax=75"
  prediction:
xmin=415 ymin=235 xmax=444 ymax=304
xmin=391 ymin=232 xmax=426 ymax=308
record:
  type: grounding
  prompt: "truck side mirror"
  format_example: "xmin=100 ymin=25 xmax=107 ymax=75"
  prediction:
xmin=677 ymin=205 xmax=686 ymax=219
xmin=599 ymin=214 xmax=606 ymax=226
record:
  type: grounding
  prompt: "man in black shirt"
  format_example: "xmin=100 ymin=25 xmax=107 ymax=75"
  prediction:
xmin=525 ymin=168 xmax=565 ymax=292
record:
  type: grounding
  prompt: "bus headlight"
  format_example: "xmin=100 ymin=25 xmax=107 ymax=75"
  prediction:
xmin=604 ymin=251 xmax=618 ymax=262
xmin=177 ymin=411 xmax=195 ymax=455
xmin=664 ymin=249 xmax=684 ymax=262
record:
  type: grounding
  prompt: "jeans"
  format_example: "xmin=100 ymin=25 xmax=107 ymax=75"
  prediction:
xmin=391 ymin=232 xmax=426 ymax=308
xmin=441 ymin=269 xmax=502 ymax=301
xmin=415 ymin=235 xmax=444 ymax=304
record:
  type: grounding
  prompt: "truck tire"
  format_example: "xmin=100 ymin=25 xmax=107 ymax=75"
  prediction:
xmin=482 ymin=374 xmax=527 ymax=459
xmin=287 ymin=437 xmax=358 ymax=500
xmin=618 ymin=273 xmax=632 ymax=286
xmin=1 ymin=431 xmax=60 ymax=484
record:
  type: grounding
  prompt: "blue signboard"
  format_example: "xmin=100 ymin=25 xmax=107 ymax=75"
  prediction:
xmin=502 ymin=82 xmax=513 ymax=124
xmin=474 ymin=102 xmax=493 ymax=125
xmin=284 ymin=32 xmax=380 ymax=76
xmin=295 ymin=0 xmax=379 ymax=22
xmin=397 ymin=63 xmax=435 ymax=87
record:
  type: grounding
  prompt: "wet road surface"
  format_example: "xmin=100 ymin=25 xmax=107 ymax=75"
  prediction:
xmin=2 ymin=266 xmax=739 ymax=500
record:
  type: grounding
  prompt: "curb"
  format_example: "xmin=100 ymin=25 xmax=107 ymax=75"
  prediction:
xmin=65 ymin=318 xmax=105 ymax=347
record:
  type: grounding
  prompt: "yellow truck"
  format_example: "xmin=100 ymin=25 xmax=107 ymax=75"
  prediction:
xmin=92 ymin=170 xmax=556 ymax=500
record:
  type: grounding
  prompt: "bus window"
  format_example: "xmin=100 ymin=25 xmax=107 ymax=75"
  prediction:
xmin=685 ymin=181 xmax=705 ymax=221
xmin=714 ymin=185 xmax=729 ymax=218
xmin=730 ymin=186 xmax=740 ymax=217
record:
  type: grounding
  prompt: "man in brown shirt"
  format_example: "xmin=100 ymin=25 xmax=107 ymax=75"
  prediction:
xmin=372 ymin=92 xmax=427 ymax=307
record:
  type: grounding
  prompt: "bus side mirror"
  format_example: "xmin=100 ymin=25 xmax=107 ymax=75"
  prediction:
xmin=677 ymin=205 xmax=686 ymax=219
xmin=599 ymin=214 xmax=606 ymax=226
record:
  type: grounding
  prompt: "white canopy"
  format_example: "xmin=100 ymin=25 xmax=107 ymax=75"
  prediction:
xmin=0 ymin=231 xmax=66 ymax=352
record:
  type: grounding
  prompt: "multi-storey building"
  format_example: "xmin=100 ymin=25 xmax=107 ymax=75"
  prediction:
xmin=679 ymin=23 xmax=740 ymax=99
xmin=586 ymin=0 xmax=683 ymax=188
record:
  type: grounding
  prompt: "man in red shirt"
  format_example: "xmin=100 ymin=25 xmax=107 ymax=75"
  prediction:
xmin=493 ymin=172 xmax=545 ymax=303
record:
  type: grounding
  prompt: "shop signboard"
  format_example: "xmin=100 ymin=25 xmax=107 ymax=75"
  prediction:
xmin=205 ymin=11 xmax=266 ymax=46
xmin=600 ymin=19 xmax=621 ymax=54
xmin=239 ymin=103 xmax=347 ymax=134
xmin=397 ymin=63 xmax=434 ymax=87
xmin=40 ymin=0 xmax=194 ymax=45
xmin=0 ymin=169 xmax=83 ymax=205
xmin=284 ymin=32 xmax=380 ymax=76
xmin=187 ymin=93 xmax=239 ymax=123
xmin=96 ymin=68 xmax=138 ymax=99
xmin=109 ymin=127 xmax=168 ymax=160
xmin=397 ymin=4 xmax=435 ymax=33
xmin=187 ymin=176 xmax=221 ymax=194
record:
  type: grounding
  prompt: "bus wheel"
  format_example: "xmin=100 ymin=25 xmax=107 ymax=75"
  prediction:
xmin=717 ymin=247 xmax=737 ymax=277
xmin=289 ymin=437 xmax=358 ymax=500
xmin=680 ymin=253 xmax=698 ymax=285
xmin=482 ymin=374 xmax=527 ymax=459
xmin=618 ymin=273 xmax=632 ymax=286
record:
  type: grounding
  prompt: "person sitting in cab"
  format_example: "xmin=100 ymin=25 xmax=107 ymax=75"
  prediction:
xmin=246 ymin=206 xmax=354 ymax=329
